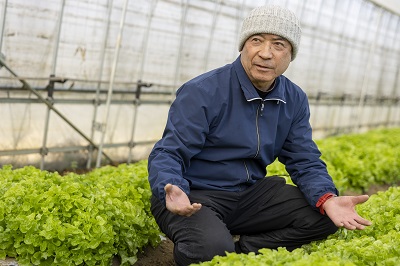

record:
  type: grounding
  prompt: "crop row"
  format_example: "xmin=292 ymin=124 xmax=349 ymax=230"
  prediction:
xmin=266 ymin=127 xmax=400 ymax=193
xmin=194 ymin=185 xmax=400 ymax=265
xmin=0 ymin=127 xmax=398 ymax=265
xmin=0 ymin=161 xmax=160 ymax=265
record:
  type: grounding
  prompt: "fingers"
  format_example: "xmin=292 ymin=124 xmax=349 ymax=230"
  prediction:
xmin=354 ymin=216 xmax=372 ymax=226
xmin=338 ymin=216 xmax=372 ymax=230
xmin=164 ymin=183 xmax=173 ymax=193
xmin=343 ymin=220 xmax=364 ymax=230
xmin=353 ymin=194 xmax=369 ymax=205
xmin=342 ymin=221 xmax=357 ymax=230
xmin=178 ymin=203 xmax=202 ymax=217
xmin=185 ymin=203 xmax=202 ymax=217
xmin=192 ymin=203 xmax=202 ymax=210
xmin=164 ymin=183 xmax=202 ymax=216
xmin=331 ymin=195 xmax=372 ymax=230
xmin=164 ymin=184 xmax=174 ymax=201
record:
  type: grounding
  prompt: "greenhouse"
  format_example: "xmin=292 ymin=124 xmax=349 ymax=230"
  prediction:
xmin=0 ymin=0 xmax=399 ymax=265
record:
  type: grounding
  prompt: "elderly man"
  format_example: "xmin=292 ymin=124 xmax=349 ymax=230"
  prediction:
xmin=148 ymin=5 xmax=371 ymax=266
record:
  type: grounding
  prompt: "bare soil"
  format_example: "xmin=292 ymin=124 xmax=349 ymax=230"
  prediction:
xmin=134 ymin=238 xmax=175 ymax=266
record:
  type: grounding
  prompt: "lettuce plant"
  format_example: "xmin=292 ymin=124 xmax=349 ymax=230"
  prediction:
xmin=0 ymin=161 xmax=161 ymax=265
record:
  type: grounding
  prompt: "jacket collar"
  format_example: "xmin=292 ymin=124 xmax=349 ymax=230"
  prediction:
xmin=233 ymin=55 xmax=287 ymax=103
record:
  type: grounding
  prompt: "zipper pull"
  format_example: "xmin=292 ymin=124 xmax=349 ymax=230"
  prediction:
xmin=260 ymin=102 xmax=264 ymax=116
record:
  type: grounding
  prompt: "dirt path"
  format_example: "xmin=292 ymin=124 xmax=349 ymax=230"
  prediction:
xmin=134 ymin=238 xmax=175 ymax=266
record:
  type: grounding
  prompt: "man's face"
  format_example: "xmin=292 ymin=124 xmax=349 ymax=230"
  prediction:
xmin=240 ymin=33 xmax=292 ymax=91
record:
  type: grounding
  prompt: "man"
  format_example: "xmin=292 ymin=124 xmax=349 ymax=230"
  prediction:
xmin=148 ymin=5 xmax=371 ymax=266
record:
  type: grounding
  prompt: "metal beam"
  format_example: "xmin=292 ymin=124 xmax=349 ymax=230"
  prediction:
xmin=0 ymin=139 xmax=157 ymax=157
xmin=0 ymin=56 xmax=115 ymax=165
xmin=96 ymin=0 xmax=129 ymax=167
xmin=368 ymin=0 xmax=400 ymax=16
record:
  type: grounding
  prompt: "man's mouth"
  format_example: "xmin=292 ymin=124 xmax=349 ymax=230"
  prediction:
xmin=255 ymin=64 xmax=273 ymax=70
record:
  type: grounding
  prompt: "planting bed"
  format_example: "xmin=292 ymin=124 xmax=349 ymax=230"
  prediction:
xmin=119 ymin=182 xmax=396 ymax=266
xmin=0 ymin=128 xmax=398 ymax=265
xmin=0 ymin=174 xmax=391 ymax=266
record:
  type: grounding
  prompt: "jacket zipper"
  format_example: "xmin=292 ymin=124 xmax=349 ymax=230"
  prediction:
xmin=246 ymin=98 xmax=283 ymax=182
xmin=260 ymin=101 xmax=265 ymax=115
xmin=245 ymin=98 xmax=284 ymax=181
xmin=243 ymin=161 xmax=250 ymax=182
xmin=243 ymin=100 xmax=263 ymax=182
xmin=254 ymin=100 xmax=263 ymax=159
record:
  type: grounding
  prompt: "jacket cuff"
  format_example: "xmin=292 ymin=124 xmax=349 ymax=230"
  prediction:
xmin=316 ymin=192 xmax=337 ymax=215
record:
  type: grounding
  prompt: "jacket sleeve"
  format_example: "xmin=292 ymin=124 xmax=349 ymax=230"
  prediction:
xmin=147 ymin=83 xmax=212 ymax=204
xmin=278 ymin=94 xmax=338 ymax=208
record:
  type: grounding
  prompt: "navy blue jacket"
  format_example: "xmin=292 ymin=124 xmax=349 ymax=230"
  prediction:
xmin=148 ymin=56 xmax=338 ymax=209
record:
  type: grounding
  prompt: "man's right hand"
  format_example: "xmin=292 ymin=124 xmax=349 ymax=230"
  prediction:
xmin=164 ymin=183 xmax=202 ymax=217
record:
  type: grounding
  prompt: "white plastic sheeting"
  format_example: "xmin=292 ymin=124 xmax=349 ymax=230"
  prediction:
xmin=0 ymin=0 xmax=399 ymax=169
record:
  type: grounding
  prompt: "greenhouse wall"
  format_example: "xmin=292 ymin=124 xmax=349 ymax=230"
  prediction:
xmin=0 ymin=0 xmax=399 ymax=170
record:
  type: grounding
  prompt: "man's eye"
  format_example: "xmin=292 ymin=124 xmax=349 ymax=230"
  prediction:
xmin=273 ymin=42 xmax=287 ymax=50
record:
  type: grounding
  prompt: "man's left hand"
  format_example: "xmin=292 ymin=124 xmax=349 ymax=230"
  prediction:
xmin=323 ymin=195 xmax=372 ymax=230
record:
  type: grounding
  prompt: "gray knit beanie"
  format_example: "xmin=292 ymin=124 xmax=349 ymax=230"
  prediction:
xmin=238 ymin=5 xmax=302 ymax=61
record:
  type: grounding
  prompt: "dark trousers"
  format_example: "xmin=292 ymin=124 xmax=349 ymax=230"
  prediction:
xmin=151 ymin=176 xmax=338 ymax=266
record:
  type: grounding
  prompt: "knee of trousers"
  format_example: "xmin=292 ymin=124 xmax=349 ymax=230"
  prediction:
xmin=326 ymin=218 xmax=339 ymax=235
xmin=173 ymin=236 xmax=235 ymax=265
xmin=313 ymin=215 xmax=339 ymax=239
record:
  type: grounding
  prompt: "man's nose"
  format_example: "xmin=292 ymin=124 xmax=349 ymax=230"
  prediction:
xmin=258 ymin=44 xmax=273 ymax=58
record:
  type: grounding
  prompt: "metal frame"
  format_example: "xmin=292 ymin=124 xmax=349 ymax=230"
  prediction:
xmin=0 ymin=57 xmax=114 ymax=165
xmin=0 ymin=0 xmax=399 ymax=170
